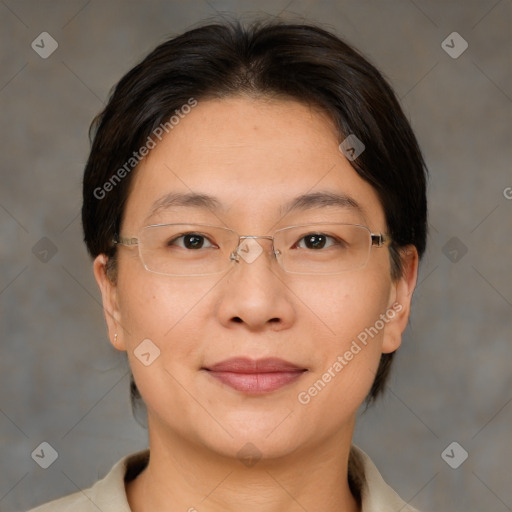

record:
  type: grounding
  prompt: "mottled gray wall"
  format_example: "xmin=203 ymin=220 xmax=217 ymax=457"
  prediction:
xmin=1 ymin=1 xmax=510 ymax=511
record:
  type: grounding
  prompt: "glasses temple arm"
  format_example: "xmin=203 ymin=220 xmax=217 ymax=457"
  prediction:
xmin=112 ymin=235 xmax=140 ymax=246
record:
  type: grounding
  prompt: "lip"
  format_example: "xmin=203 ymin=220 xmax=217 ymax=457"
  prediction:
xmin=203 ymin=357 xmax=307 ymax=394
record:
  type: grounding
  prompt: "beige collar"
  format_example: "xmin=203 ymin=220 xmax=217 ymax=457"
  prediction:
xmin=29 ymin=445 xmax=419 ymax=512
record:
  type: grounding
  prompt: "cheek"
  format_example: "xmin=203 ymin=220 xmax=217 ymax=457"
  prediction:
xmin=292 ymin=271 xmax=392 ymax=414
xmin=115 ymin=266 xmax=201 ymax=370
xmin=293 ymin=268 xmax=392 ymax=346
xmin=117 ymin=264 xmax=214 ymax=339
xmin=115 ymin=272 xmax=212 ymax=420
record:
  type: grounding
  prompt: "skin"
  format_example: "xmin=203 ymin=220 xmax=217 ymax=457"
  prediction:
xmin=94 ymin=96 xmax=418 ymax=512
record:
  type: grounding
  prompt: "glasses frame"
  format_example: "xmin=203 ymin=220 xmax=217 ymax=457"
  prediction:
xmin=112 ymin=222 xmax=392 ymax=276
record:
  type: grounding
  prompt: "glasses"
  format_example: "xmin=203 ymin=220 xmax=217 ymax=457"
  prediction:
xmin=113 ymin=223 xmax=391 ymax=276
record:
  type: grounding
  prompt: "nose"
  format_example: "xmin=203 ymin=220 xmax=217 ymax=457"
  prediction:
xmin=217 ymin=237 xmax=296 ymax=332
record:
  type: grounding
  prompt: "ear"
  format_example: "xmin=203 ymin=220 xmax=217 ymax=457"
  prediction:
xmin=381 ymin=246 xmax=419 ymax=354
xmin=93 ymin=254 xmax=127 ymax=351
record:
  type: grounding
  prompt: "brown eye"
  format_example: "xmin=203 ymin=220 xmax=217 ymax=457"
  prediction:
xmin=168 ymin=233 xmax=215 ymax=250
xmin=183 ymin=234 xmax=206 ymax=249
xmin=296 ymin=233 xmax=339 ymax=250
xmin=303 ymin=234 xmax=327 ymax=249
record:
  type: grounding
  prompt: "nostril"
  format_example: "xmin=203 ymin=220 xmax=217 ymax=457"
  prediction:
xmin=232 ymin=317 xmax=243 ymax=323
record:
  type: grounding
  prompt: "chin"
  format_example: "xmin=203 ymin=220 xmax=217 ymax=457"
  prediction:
xmin=204 ymin=432 xmax=304 ymax=465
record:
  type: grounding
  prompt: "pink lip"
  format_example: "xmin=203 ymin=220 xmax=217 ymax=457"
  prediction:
xmin=203 ymin=357 xmax=307 ymax=394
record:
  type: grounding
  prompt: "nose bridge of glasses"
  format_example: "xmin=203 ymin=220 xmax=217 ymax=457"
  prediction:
xmin=230 ymin=234 xmax=279 ymax=263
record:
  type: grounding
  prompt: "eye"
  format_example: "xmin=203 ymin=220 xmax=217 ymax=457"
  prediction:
xmin=295 ymin=233 xmax=340 ymax=250
xmin=168 ymin=233 xmax=216 ymax=250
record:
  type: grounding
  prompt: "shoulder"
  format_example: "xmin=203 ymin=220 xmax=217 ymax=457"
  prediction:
xmin=27 ymin=450 xmax=149 ymax=512
xmin=350 ymin=445 xmax=420 ymax=512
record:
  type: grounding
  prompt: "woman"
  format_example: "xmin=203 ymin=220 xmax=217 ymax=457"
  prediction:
xmin=30 ymin=19 xmax=426 ymax=512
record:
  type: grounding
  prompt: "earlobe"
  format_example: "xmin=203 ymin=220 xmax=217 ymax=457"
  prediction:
xmin=93 ymin=254 xmax=127 ymax=351
xmin=381 ymin=246 xmax=419 ymax=354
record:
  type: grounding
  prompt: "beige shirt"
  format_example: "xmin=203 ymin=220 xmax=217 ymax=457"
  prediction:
xmin=29 ymin=446 xmax=419 ymax=511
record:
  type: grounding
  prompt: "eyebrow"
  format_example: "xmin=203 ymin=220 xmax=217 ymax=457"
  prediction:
xmin=145 ymin=190 xmax=364 ymax=223
xmin=145 ymin=192 xmax=223 ymax=223
xmin=278 ymin=191 xmax=364 ymax=217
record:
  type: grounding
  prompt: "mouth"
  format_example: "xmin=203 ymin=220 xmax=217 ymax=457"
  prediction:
xmin=202 ymin=357 xmax=308 ymax=395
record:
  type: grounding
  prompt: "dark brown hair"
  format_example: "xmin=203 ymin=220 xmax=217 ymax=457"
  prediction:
xmin=82 ymin=19 xmax=428 ymax=417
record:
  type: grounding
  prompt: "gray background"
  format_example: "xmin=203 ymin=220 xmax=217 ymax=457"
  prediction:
xmin=1 ymin=1 xmax=510 ymax=511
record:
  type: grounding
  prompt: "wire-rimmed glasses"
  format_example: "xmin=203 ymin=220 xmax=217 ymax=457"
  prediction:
xmin=113 ymin=223 xmax=391 ymax=276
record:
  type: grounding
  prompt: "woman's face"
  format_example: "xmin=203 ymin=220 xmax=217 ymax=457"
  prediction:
xmin=95 ymin=97 xmax=417 ymax=460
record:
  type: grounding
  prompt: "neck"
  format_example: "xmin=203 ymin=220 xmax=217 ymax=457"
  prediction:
xmin=127 ymin=417 xmax=360 ymax=512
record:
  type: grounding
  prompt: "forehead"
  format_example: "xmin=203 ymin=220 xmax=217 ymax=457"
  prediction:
xmin=123 ymin=97 xmax=386 ymax=230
